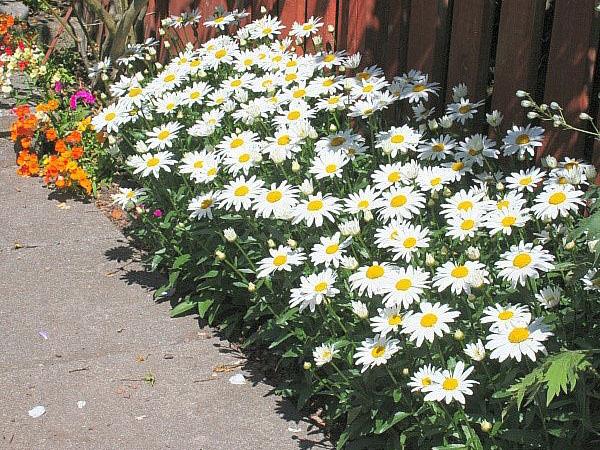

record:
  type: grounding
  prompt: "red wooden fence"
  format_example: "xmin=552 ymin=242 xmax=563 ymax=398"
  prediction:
xmin=125 ymin=0 xmax=600 ymax=161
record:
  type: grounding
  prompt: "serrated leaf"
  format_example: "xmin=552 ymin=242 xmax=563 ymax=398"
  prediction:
xmin=544 ymin=350 xmax=590 ymax=405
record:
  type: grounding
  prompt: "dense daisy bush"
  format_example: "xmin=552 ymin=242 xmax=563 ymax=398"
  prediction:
xmin=95 ymin=11 xmax=600 ymax=449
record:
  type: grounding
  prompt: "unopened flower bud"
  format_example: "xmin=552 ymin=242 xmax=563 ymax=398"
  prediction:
xmin=402 ymin=368 xmax=409 ymax=376
xmin=516 ymin=90 xmax=527 ymax=98
xmin=363 ymin=210 xmax=373 ymax=222
xmin=312 ymin=35 xmax=322 ymax=46
xmin=303 ymin=361 xmax=312 ymax=370
xmin=550 ymin=101 xmax=560 ymax=110
xmin=427 ymin=119 xmax=438 ymax=131
xmin=480 ymin=420 xmax=492 ymax=433
xmin=329 ymin=123 xmax=337 ymax=132
xmin=159 ymin=28 xmax=166 ymax=36
xmin=224 ymin=228 xmax=237 ymax=242
xmin=442 ymin=187 xmax=452 ymax=198
xmin=351 ymin=301 xmax=369 ymax=319
xmin=247 ymin=282 xmax=256 ymax=292
xmin=287 ymin=239 xmax=298 ymax=249
xmin=579 ymin=112 xmax=592 ymax=121
xmin=425 ymin=253 xmax=436 ymax=267
xmin=291 ymin=160 xmax=301 ymax=172
xmin=564 ymin=240 xmax=575 ymax=250
xmin=526 ymin=111 xmax=539 ymax=119
xmin=215 ymin=250 xmax=226 ymax=261
xmin=267 ymin=239 xmax=276 ymax=248
xmin=495 ymin=182 xmax=504 ymax=191
xmin=454 ymin=329 xmax=465 ymax=341
xmin=164 ymin=41 xmax=171 ymax=48
xmin=466 ymin=246 xmax=480 ymax=261
xmin=327 ymin=24 xmax=335 ymax=33
xmin=427 ymin=198 xmax=436 ymax=208
xmin=520 ymin=100 xmax=532 ymax=107
xmin=543 ymin=155 xmax=557 ymax=169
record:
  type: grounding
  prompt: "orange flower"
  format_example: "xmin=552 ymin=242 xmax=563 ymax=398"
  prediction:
xmin=66 ymin=130 xmax=82 ymax=144
xmin=54 ymin=139 xmax=67 ymax=153
xmin=46 ymin=99 xmax=59 ymax=111
xmin=20 ymin=136 xmax=31 ymax=149
xmin=15 ymin=105 xmax=30 ymax=118
xmin=71 ymin=146 xmax=83 ymax=159
xmin=45 ymin=128 xmax=57 ymax=141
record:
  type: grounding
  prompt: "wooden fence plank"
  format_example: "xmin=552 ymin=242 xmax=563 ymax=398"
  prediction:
xmin=278 ymin=0 xmax=306 ymax=36
xmin=543 ymin=0 xmax=599 ymax=161
xmin=252 ymin=0 xmax=278 ymax=20
xmin=445 ymin=0 xmax=495 ymax=102
xmin=406 ymin=0 xmax=452 ymax=92
xmin=491 ymin=0 xmax=545 ymax=130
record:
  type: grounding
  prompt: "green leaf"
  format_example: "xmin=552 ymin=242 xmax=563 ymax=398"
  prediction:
xmin=200 ymin=270 xmax=219 ymax=279
xmin=197 ymin=299 xmax=214 ymax=318
xmin=374 ymin=411 xmax=410 ymax=434
xmin=545 ymin=350 xmax=590 ymax=405
xmin=172 ymin=254 xmax=191 ymax=270
xmin=169 ymin=300 xmax=196 ymax=318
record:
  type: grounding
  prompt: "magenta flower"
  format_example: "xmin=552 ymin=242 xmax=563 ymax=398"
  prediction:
xmin=54 ymin=81 xmax=62 ymax=93
xmin=153 ymin=209 xmax=163 ymax=218
xmin=69 ymin=90 xmax=96 ymax=110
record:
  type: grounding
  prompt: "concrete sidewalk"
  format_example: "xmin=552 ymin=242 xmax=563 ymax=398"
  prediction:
xmin=0 ymin=138 xmax=330 ymax=450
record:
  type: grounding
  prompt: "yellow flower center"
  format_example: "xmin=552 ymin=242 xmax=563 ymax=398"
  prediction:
xmin=497 ymin=199 xmax=510 ymax=209
xmin=323 ymin=78 xmax=334 ymax=86
xmin=129 ymin=87 xmax=142 ymax=97
xmin=105 ymin=112 xmax=116 ymax=121
xmin=166 ymin=102 xmax=175 ymax=110
xmin=461 ymin=219 xmax=475 ymax=230
xmin=498 ymin=310 xmax=514 ymax=320
xmin=262 ymin=27 xmax=272 ymax=34
xmin=357 ymin=71 xmax=370 ymax=80
xmin=468 ymin=147 xmax=479 ymax=156
xmin=420 ymin=313 xmax=438 ymax=327
xmin=158 ymin=129 xmax=171 ymax=140
xmin=243 ymin=58 xmax=253 ymax=66
xmin=430 ymin=177 xmax=442 ymax=186
xmin=215 ymin=49 xmax=227 ymax=59
xmin=307 ymin=199 xmax=324 ymax=211
xmin=501 ymin=216 xmax=516 ymax=227
xmin=266 ymin=190 xmax=282 ymax=203
xmin=146 ymin=157 xmax=160 ymax=167
xmin=395 ymin=278 xmax=412 ymax=291
xmin=286 ymin=60 xmax=298 ymax=67
xmin=325 ymin=163 xmax=337 ymax=174
xmin=515 ymin=134 xmax=530 ymax=145
xmin=388 ymin=314 xmax=402 ymax=326
xmin=403 ymin=237 xmax=417 ymax=248
xmin=357 ymin=200 xmax=369 ymax=209
xmin=513 ymin=252 xmax=532 ymax=268
xmin=190 ymin=59 xmax=201 ymax=67
xmin=366 ymin=265 xmax=385 ymax=279
xmin=452 ymin=161 xmax=465 ymax=171
xmin=238 ymin=153 xmax=250 ymax=163
xmin=273 ymin=255 xmax=287 ymax=266
xmin=302 ymin=24 xmax=312 ymax=31
xmin=412 ymin=84 xmax=426 ymax=92
xmin=230 ymin=79 xmax=242 ymax=87
xmin=285 ymin=73 xmax=297 ymax=82
xmin=508 ymin=327 xmax=530 ymax=343
xmin=230 ymin=138 xmax=244 ymax=148
xmin=126 ymin=191 xmax=135 ymax=198
xmin=548 ymin=192 xmax=566 ymax=205
xmin=325 ymin=244 xmax=339 ymax=255
xmin=190 ymin=91 xmax=200 ymax=99
xmin=390 ymin=134 xmax=405 ymax=144
xmin=363 ymin=84 xmax=374 ymax=93
xmin=385 ymin=171 xmax=400 ymax=183
xmin=451 ymin=265 xmax=469 ymax=278
xmin=328 ymin=96 xmax=340 ymax=104
xmin=287 ymin=110 xmax=301 ymax=120
xmin=164 ymin=73 xmax=176 ymax=82
xmin=214 ymin=16 xmax=225 ymax=23
xmin=331 ymin=136 xmax=346 ymax=147
xmin=391 ymin=194 xmax=407 ymax=208
xmin=519 ymin=176 xmax=532 ymax=186
xmin=277 ymin=135 xmax=291 ymax=146
xmin=200 ymin=199 xmax=213 ymax=209
xmin=193 ymin=160 xmax=204 ymax=169
xmin=458 ymin=200 xmax=473 ymax=211
xmin=371 ymin=345 xmax=386 ymax=358
xmin=442 ymin=377 xmax=459 ymax=391
xmin=234 ymin=185 xmax=249 ymax=196
xmin=422 ymin=376 xmax=431 ymax=386
xmin=207 ymin=167 xmax=217 ymax=176
xmin=293 ymin=89 xmax=306 ymax=98
xmin=458 ymin=105 xmax=471 ymax=114
xmin=314 ymin=281 xmax=328 ymax=292
xmin=323 ymin=54 xmax=335 ymax=63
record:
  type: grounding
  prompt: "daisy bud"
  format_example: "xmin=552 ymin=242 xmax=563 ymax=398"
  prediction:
xmin=542 ymin=216 xmax=552 ymax=224
xmin=149 ymin=47 xmax=157 ymax=56
xmin=518 ymin=153 xmax=526 ymax=161
xmin=329 ymin=123 xmax=338 ymax=132
xmin=176 ymin=111 xmax=183 ymax=119
xmin=550 ymin=101 xmax=560 ymax=110
xmin=425 ymin=253 xmax=436 ymax=267
xmin=271 ymin=153 xmax=285 ymax=164
xmin=299 ymin=178 xmax=314 ymax=195
xmin=516 ymin=90 xmax=528 ymax=98
xmin=439 ymin=115 xmax=453 ymax=128
xmin=101 ymin=73 xmax=109 ymax=81
xmin=108 ymin=135 xmax=117 ymax=145
xmin=520 ymin=100 xmax=532 ymax=108
xmin=495 ymin=181 xmax=504 ymax=191
xmin=287 ymin=239 xmax=298 ymax=249
xmin=327 ymin=24 xmax=335 ymax=33
xmin=427 ymin=198 xmax=436 ymax=208
xmin=402 ymin=368 xmax=409 ymax=376
xmin=542 ymin=155 xmax=557 ymax=168
xmin=526 ymin=111 xmax=539 ymax=119
xmin=351 ymin=301 xmax=369 ymax=319
xmin=440 ymin=246 xmax=448 ymax=256
xmin=339 ymin=219 xmax=360 ymax=236
xmin=247 ymin=282 xmax=256 ymax=292
xmin=135 ymin=206 xmax=144 ymax=215
xmin=539 ymin=103 xmax=548 ymax=111
xmin=341 ymin=256 xmax=359 ymax=270
xmin=427 ymin=119 xmax=438 ymax=131
xmin=564 ymin=240 xmax=575 ymax=250
xmin=480 ymin=420 xmax=492 ymax=433
xmin=159 ymin=28 xmax=166 ymax=36
xmin=198 ymin=70 xmax=207 ymax=78
xmin=295 ymin=37 xmax=303 ymax=46
xmin=224 ymin=228 xmax=237 ymax=242
xmin=339 ymin=66 xmax=346 ymax=73
xmin=553 ymin=120 xmax=562 ymax=128
xmin=303 ymin=362 xmax=312 ymax=370
xmin=585 ymin=165 xmax=597 ymax=181
xmin=312 ymin=35 xmax=322 ymax=46
xmin=239 ymin=38 xmax=247 ymax=46
xmin=442 ymin=187 xmax=452 ymax=198
xmin=363 ymin=209 xmax=374 ymax=222
xmin=486 ymin=110 xmax=503 ymax=127
xmin=308 ymin=128 xmax=319 ymax=139
xmin=267 ymin=239 xmax=276 ymax=248
xmin=215 ymin=250 xmax=226 ymax=261
xmin=453 ymin=329 xmax=465 ymax=341
xmin=466 ymin=246 xmax=480 ymax=261
xmin=579 ymin=112 xmax=592 ymax=121
xmin=164 ymin=41 xmax=171 ymax=48
xmin=260 ymin=5 xmax=267 ymax=13
xmin=587 ymin=239 xmax=598 ymax=253
xmin=155 ymin=62 xmax=163 ymax=70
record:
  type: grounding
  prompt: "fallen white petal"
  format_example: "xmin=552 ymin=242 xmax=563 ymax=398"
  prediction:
xmin=135 ymin=415 xmax=146 ymax=420
xmin=288 ymin=426 xmax=302 ymax=433
xmin=77 ymin=401 xmax=86 ymax=409
xmin=229 ymin=373 xmax=246 ymax=385
xmin=28 ymin=406 xmax=46 ymax=418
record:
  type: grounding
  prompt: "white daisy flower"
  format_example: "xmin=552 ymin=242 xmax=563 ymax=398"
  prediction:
xmin=505 ymin=167 xmax=546 ymax=192
xmin=252 ymin=181 xmax=299 ymax=219
xmin=292 ymin=192 xmax=342 ymax=227
xmin=388 ymin=223 xmax=430 ymax=262
xmin=402 ymin=302 xmax=460 ymax=347
xmin=370 ymin=306 xmax=404 ymax=336
xmin=447 ymin=212 xmax=481 ymax=241
xmin=502 ymin=124 xmax=544 ymax=158
xmin=464 ymin=339 xmax=486 ymax=361
xmin=582 ymin=269 xmax=600 ymax=291
xmin=371 ymin=163 xmax=405 ymax=191
xmin=481 ymin=303 xmax=532 ymax=331
xmin=376 ymin=125 xmax=421 ymax=157
xmin=178 ymin=150 xmax=220 ymax=183
xmin=313 ymin=342 xmax=338 ymax=367
xmin=188 ymin=191 xmax=216 ymax=220
xmin=408 ymin=364 xmax=441 ymax=392
xmin=111 ymin=187 xmax=144 ymax=209
xmin=349 ymin=262 xmax=396 ymax=297
xmin=485 ymin=318 xmax=553 ymax=362
xmin=309 ymin=150 xmax=349 ymax=180
xmin=376 ymin=186 xmax=426 ymax=222
xmin=145 ymin=121 xmax=183 ymax=150
xmin=483 ymin=205 xmax=530 ymax=236
xmin=417 ymin=134 xmax=456 ymax=161
xmin=290 ymin=268 xmax=339 ymax=312
xmin=440 ymin=188 xmax=486 ymax=219
xmin=380 ymin=266 xmax=430 ymax=309
xmin=530 ymin=185 xmax=584 ymax=220
xmin=446 ymin=98 xmax=484 ymax=124
xmin=92 ymin=103 xmax=128 ymax=133
xmin=344 ymin=186 xmax=381 ymax=215
xmin=256 ymin=245 xmax=306 ymax=279
xmin=456 ymin=133 xmax=498 ymax=165
xmin=495 ymin=241 xmax=555 ymax=288
xmin=218 ymin=175 xmax=264 ymax=211
xmin=128 ymin=151 xmax=177 ymax=178
xmin=353 ymin=334 xmax=400 ymax=373
xmin=310 ymin=232 xmax=351 ymax=268
xmin=423 ymin=361 xmax=478 ymax=404
xmin=535 ymin=286 xmax=562 ymax=309
xmin=432 ymin=261 xmax=488 ymax=295
xmin=417 ymin=166 xmax=452 ymax=192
